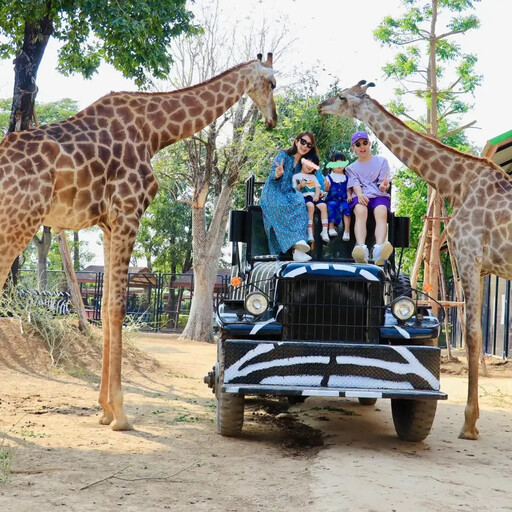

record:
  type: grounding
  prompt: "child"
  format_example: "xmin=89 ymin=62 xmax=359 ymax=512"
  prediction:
xmin=293 ymin=154 xmax=330 ymax=243
xmin=324 ymin=151 xmax=352 ymax=241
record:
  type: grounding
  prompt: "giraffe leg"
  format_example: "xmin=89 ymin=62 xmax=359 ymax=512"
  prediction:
xmin=98 ymin=221 xmax=139 ymax=430
xmin=98 ymin=228 xmax=115 ymax=425
xmin=458 ymin=273 xmax=483 ymax=440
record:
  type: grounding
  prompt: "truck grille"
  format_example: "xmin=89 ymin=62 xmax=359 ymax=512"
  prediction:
xmin=279 ymin=278 xmax=385 ymax=342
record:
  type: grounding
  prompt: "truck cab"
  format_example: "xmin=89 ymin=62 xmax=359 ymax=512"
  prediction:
xmin=205 ymin=175 xmax=446 ymax=442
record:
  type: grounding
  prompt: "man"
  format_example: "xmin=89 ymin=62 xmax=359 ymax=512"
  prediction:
xmin=346 ymin=130 xmax=393 ymax=265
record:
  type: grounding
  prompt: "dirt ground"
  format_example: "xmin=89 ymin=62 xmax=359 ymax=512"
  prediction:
xmin=1 ymin=318 xmax=511 ymax=512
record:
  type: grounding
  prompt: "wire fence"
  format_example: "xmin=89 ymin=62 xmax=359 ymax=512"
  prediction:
xmin=16 ymin=269 xmax=230 ymax=333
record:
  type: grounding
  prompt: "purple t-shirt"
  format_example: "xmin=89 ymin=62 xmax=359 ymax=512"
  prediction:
xmin=346 ymin=156 xmax=390 ymax=199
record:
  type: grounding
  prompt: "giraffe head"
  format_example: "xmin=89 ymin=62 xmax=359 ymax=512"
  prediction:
xmin=318 ymin=79 xmax=376 ymax=119
xmin=247 ymin=52 xmax=277 ymax=129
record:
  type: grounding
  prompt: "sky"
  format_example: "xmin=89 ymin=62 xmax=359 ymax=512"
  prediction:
xmin=0 ymin=0 xmax=509 ymax=264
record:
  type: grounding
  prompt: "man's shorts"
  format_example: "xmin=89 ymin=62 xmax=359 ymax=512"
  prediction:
xmin=350 ymin=195 xmax=391 ymax=213
xmin=304 ymin=196 xmax=326 ymax=205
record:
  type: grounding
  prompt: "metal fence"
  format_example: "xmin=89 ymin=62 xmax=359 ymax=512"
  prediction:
xmin=17 ymin=269 xmax=230 ymax=332
xmin=449 ymin=276 xmax=511 ymax=359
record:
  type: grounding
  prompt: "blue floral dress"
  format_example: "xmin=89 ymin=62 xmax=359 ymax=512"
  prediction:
xmin=261 ymin=150 xmax=308 ymax=254
xmin=326 ymin=173 xmax=351 ymax=226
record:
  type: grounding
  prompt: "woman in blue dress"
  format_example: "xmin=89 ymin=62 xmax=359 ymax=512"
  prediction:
xmin=261 ymin=131 xmax=319 ymax=262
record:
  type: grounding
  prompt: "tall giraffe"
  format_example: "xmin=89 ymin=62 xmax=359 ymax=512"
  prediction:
xmin=0 ymin=53 xmax=277 ymax=431
xmin=319 ymin=80 xmax=512 ymax=440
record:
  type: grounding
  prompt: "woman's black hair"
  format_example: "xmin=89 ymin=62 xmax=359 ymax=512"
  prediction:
xmin=331 ymin=151 xmax=347 ymax=161
xmin=285 ymin=131 xmax=318 ymax=157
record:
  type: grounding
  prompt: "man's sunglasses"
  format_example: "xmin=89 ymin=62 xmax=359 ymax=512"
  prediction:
xmin=354 ymin=140 xmax=369 ymax=147
xmin=298 ymin=137 xmax=314 ymax=149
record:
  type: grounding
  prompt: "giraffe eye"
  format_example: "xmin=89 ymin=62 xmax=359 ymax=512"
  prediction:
xmin=338 ymin=95 xmax=346 ymax=101
xmin=270 ymin=81 xmax=276 ymax=90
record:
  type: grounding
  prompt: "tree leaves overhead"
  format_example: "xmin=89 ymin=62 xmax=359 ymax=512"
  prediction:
xmin=0 ymin=0 xmax=200 ymax=87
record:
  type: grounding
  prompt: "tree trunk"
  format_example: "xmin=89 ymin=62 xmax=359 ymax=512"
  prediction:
xmin=180 ymin=170 xmax=236 ymax=342
xmin=7 ymin=16 xmax=54 ymax=287
xmin=57 ymin=231 xmax=90 ymax=334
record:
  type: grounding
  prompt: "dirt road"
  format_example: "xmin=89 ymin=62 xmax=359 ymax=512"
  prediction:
xmin=1 ymin=326 xmax=511 ymax=511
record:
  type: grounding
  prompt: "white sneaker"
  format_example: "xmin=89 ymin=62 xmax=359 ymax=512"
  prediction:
xmin=342 ymin=231 xmax=350 ymax=241
xmin=293 ymin=250 xmax=312 ymax=262
xmin=294 ymin=240 xmax=310 ymax=252
xmin=328 ymin=228 xmax=338 ymax=237
xmin=352 ymin=244 xmax=369 ymax=263
xmin=373 ymin=241 xmax=393 ymax=266
xmin=321 ymin=229 xmax=330 ymax=243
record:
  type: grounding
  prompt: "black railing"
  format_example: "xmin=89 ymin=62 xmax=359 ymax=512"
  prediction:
xmin=15 ymin=269 xmax=230 ymax=332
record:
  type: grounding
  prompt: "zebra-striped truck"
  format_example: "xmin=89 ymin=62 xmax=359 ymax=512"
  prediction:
xmin=205 ymin=175 xmax=446 ymax=442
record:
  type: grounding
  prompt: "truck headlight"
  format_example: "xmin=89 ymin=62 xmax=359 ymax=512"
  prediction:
xmin=391 ymin=296 xmax=416 ymax=321
xmin=244 ymin=292 xmax=269 ymax=317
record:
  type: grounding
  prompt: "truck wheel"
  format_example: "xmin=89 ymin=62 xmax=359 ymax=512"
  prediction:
xmin=391 ymin=399 xmax=437 ymax=442
xmin=216 ymin=330 xmax=245 ymax=436
xmin=217 ymin=390 xmax=245 ymax=436
xmin=358 ymin=397 xmax=377 ymax=406
xmin=394 ymin=273 xmax=412 ymax=298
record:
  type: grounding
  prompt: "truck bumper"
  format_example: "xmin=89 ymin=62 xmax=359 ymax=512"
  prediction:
xmin=222 ymin=339 xmax=447 ymax=400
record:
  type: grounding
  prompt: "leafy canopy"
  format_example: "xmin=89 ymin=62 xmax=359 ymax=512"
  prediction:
xmin=0 ymin=0 xmax=199 ymax=87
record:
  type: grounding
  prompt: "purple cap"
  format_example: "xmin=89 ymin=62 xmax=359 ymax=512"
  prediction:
xmin=351 ymin=130 xmax=369 ymax=145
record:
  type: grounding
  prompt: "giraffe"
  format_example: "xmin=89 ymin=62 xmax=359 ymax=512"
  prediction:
xmin=319 ymin=80 xmax=512 ymax=440
xmin=0 ymin=53 xmax=277 ymax=431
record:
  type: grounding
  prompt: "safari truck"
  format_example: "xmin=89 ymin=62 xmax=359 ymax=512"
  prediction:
xmin=204 ymin=175 xmax=447 ymax=442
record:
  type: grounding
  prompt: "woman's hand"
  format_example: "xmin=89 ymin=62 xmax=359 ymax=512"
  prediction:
xmin=273 ymin=159 xmax=284 ymax=179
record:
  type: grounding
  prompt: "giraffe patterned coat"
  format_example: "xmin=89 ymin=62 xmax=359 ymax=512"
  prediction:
xmin=261 ymin=150 xmax=308 ymax=254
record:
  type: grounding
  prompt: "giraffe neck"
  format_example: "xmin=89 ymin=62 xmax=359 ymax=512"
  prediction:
xmin=141 ymin=61 xmax=257 ymax=155
xmin=357 ymin=98 xmax=479 ymax=208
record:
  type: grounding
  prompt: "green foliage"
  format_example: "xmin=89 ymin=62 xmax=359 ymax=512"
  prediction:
xmin=374 ymin=0 xmax=482 ymax=121
xmin=0 ymin=1 xmax=199 ymax=87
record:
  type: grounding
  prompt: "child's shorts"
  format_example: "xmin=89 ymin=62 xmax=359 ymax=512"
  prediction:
xmin=304 ymin=196 xmax=326 ymax=205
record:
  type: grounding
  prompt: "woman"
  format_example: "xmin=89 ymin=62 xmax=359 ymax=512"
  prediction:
xmin=261 ymin=131 xmax=319 ymax=262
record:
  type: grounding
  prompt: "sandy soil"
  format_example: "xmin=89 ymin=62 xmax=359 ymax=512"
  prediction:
xmin=0 ymin=318 xmax=511 ymax=512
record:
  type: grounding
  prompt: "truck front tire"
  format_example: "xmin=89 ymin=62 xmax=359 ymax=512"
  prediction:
xmin=391 ymin=399 xmax=437 ymax=442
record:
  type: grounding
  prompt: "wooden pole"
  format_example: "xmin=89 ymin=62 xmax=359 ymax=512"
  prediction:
xmin=57 ymin=231 xmax=90 ymax=334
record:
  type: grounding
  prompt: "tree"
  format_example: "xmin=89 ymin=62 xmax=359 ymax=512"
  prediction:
xmin=374 ymin=0 xmax=482 ymax=316
xmin=0 ymin=1 xmax=198 ymax=132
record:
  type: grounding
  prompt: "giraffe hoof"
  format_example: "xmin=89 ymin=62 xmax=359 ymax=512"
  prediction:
xmin=98 ymin=414 xmax=114 ymax=425
xmin=458 ymin=429 xmax=479 ymax=440
xmin=110 ymin=418 xmax=133 ymax=431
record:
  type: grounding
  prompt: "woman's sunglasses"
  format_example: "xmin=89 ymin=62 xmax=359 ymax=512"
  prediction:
xmin=298 ymin=137 xmax=314 ymax=149
xmin=354 ymin=140 xmax=369 ymax=147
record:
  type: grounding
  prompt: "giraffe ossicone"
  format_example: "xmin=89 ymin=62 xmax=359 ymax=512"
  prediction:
xmin=0 ymin=53 xmax=277 ymax=430
xmin=319 ymin=82 xmax=512 ymax=440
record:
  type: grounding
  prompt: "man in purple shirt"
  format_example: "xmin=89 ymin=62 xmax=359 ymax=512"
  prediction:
xmin=346 ymin=130 xmax=393 ymax=265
